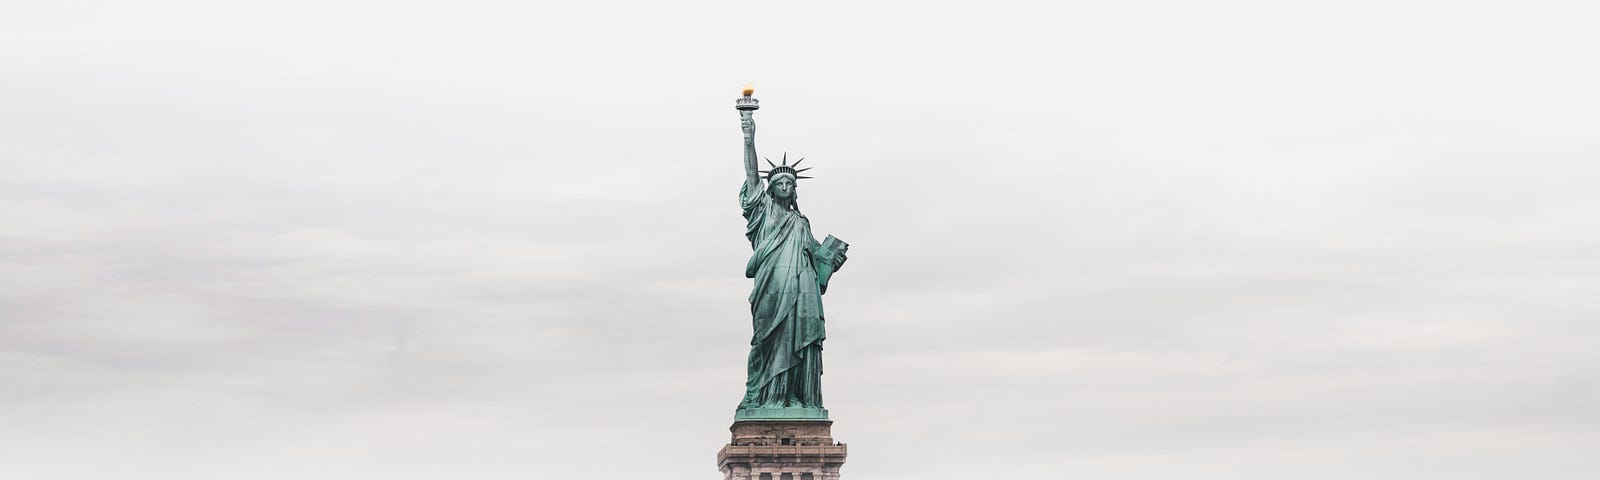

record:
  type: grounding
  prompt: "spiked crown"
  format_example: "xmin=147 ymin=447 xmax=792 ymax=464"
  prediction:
xmin=758 ymin=152 xmax=812 ymax=182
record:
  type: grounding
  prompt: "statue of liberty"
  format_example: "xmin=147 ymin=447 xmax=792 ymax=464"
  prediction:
xmin=734 ymin=86 xmax=848 ymax=420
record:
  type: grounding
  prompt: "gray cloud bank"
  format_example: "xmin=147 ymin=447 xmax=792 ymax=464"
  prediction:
xmin=2 ymin=1 xmax=1597 ymax=479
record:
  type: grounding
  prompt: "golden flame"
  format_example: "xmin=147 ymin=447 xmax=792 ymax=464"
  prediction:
xmin=742 ymin=82 xmax=755 ymax=96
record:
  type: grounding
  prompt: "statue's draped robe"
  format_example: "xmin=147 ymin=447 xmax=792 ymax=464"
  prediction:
xmin=740 ymin=181 xmax=825 ymax=408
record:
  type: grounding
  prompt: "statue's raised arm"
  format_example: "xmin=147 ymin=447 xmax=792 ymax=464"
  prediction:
xmin=737 ymin=84 xmax=761 ymax=190
xmin=741 ymin=110 xmax=760 ymax=189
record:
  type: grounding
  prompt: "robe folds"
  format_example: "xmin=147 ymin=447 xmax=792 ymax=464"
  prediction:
xmin=739 ymin=181 xmax=826 ymax=408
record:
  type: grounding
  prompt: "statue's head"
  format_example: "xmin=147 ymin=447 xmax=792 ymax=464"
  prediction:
xmin=760 ymin=153 xmax=811 ymax=207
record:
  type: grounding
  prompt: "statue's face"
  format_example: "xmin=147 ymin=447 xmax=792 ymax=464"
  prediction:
xmin=772 ymin=177 xmax=795 ymax=200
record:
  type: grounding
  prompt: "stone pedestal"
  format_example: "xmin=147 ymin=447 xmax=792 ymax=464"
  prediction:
xmin=716 ymin=420 xmax=847 ymax=480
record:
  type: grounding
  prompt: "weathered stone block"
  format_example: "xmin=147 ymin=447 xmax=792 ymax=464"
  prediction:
xmin=717 ymin=420 xmax=847 ymax=480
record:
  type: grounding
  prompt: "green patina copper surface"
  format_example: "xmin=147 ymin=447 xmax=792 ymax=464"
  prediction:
xmin=733 ymin=406 xmax=830 ymax=421
xmin=734 ymin=93 xmax=847 ymax=421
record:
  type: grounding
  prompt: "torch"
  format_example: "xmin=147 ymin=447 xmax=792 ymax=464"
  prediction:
xmin=735 ymin=82 xmax=759 ymax=112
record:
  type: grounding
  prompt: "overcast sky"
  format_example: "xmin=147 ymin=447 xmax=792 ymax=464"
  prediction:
xmin=3 ymin=1 xmax=1598 ymax=479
